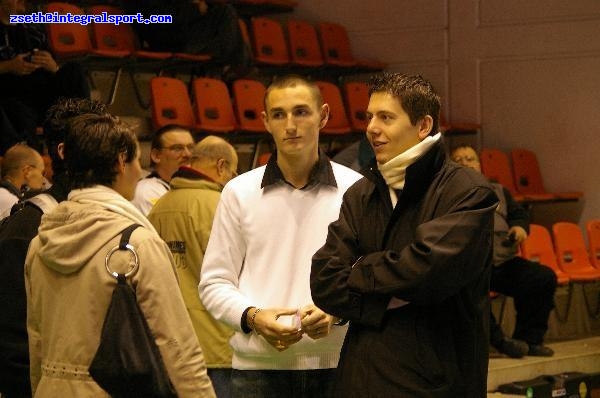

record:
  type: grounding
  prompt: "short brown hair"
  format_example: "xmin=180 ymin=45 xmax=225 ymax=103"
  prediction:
xmin=64 ymin=114 xmax=138 ymax=189
xmin=264 ymin=75 xmax=323 ymax=110
xmin=369 ymin=72 xmax=441 ymax=136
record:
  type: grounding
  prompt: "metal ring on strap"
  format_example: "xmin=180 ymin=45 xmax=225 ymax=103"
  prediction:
xmin=104 ymin=243 xmax=139 ymax=279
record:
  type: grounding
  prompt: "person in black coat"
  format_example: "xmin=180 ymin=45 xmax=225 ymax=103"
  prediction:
xmin=0 ymin=98 xmax=107 ymax=398
xmin=311 ymin=73 xmax=498 ymax=397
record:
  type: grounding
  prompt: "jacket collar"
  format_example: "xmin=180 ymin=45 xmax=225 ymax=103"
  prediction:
xmin=145 ymin=169 xmax=170 ymax=185
xmin=171 ymin=166 xmax=216 ymax=183
xmin=46 ymin=172 xmax=69 ymax=202
xmin=261 ymin=149 xmax=337 ymax=189
xmin=0 ymin=179 xmax=22 ymax=198
xmin=364 ymin=139 xmax=447 ymax=203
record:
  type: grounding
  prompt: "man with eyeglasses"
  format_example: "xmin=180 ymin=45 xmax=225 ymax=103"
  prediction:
xmin=131 ymin=124 xmax=195 ymax=216
xmin=0 ymin=143 xmax=45 ymax=219
xmin=451 ymin=145 xmax=557 ymax=359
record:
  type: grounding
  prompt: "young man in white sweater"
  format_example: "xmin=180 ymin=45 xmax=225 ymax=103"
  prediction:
xmin=199 ymin=75 xmax=362 ymax=397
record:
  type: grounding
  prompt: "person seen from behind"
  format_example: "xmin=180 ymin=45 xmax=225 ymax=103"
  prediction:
xmin=0 ymin=98 xmax=107 ymax=398
xmin=25 ymin=113 xmax=215 ymax=397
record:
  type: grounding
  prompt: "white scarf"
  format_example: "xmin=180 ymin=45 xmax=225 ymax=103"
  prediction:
xmin=378 ymin=133 xmax=441 ymax=207
xmin=68 ymin=185 xmax=157 ymax=233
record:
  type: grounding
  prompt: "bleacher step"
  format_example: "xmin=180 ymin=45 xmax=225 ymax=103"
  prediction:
xmin=487 ymin=336 xmax=600 ymax=392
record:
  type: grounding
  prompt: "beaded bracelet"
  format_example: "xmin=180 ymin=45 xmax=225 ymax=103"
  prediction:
xmin=250 ymin=308 xmax=262 ymax=334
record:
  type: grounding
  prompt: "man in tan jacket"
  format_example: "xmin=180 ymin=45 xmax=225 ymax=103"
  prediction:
xmin=149 ymin=135 xmax=238 ymax=398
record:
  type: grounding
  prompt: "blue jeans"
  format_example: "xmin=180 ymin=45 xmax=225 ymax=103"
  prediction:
xmin=208 ymin=368 xmax=232 ymax=398
xmin=231 ymin=369 xmax=335 ymax=398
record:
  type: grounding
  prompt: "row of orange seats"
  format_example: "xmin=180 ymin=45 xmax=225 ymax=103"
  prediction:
xmin=521 ymin=221 xmax=600 ymax=285
xmin=480 ymin=148 xmax=583 ymax=203
xmin=42 ymin=3 xmax=384 ymax=73
xmin=151 ymin=76 xmax=370 ymax=135
xmin=43 ymin=2 xmax=210 ymax=63
xmin=37 ymin=0 xmax=299 ymax=9
xmin=241 ymin=16 xmax=386 ymax=71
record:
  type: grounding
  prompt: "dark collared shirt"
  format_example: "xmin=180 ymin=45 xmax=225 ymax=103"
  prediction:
xmin=261 ymin=149 xmax=338 ymax=190
xmin=171 ymin=165 xmax=216 ymax=184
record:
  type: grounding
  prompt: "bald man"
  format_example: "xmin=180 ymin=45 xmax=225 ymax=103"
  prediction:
xmin=0 ymin=143 xmax=45 ymax=219
xmin=148 ymin=136 xmax=238 ymax=398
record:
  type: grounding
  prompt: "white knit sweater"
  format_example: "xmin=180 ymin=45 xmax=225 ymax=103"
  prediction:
xmin=200 ymin=161 xmax=362 ymax=370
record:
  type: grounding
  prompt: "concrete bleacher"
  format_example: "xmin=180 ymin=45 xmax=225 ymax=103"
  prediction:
xmin=489 ymin=284 xmax=600 ymax=395
xmin=488 ymin=336 xmax=600 ymax=394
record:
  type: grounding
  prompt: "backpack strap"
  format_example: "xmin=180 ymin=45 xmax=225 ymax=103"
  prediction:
xmin=105 ymin=224 xmax=142 ymax=281
xmin=25 ymin=193 xmax=59 ymax=214
xmin=119 ymin=224 xmax=142 ymax=249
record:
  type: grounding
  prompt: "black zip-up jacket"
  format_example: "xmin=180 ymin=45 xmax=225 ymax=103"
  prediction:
xmin=311 ymin=141 xmax=498 ymax=398
xmin=0 ymin=174 xmax=68 ymax=397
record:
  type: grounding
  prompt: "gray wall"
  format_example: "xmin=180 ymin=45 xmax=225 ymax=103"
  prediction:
xmin=293 ymin=0 xmax=600 ymax=225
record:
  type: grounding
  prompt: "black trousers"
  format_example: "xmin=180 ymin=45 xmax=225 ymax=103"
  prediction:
xmin=490 ymin=256 xmax=558 ymax=345
xmin=0 ymin=62 xmax=89 ymax=154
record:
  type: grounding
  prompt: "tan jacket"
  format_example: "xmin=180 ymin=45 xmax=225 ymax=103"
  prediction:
xmin=149 ymin=172 xmax=233 ymax=368
xmin=25 ymin=199 xmax=215 ymax=397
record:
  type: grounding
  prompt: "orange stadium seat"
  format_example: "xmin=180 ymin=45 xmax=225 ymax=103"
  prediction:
xmin=585 ymin=219 xmax=600 ymax=269
xmin=521 ymin=224 xmax=571 ymax=321
xmin=316 ymin=81 xmax=351 ymax=135
xmin=479 ymin=148 xmax=524 ymax=201
xmin=150 ymin=77 xmax=195 ymax=130
xmin=192 ymin=77 xmax=237 ymax=134
xmin=317 ymin=22 xmax=386 ymax=71
xmin=552 ymin=222 xmax=600 ymax=281
xmin=511 ymin=148 xmax=583 ymax=201
xmin=343 ymin=81 xmax=369 ymax=132
xmin=521 ymin=224 xmax=570 ymax=285
xmin=88 ymin=5 xmax=173 ymax=61
xmin=251 ymin=17 xmax=290 ymax=66
xmin=317 ymin=22 xmax=356 ymax=68
xmin=232 ymin=79 xmax=267 ymax=133
xmin=45 ymin=2 xmax=92 ymax=59
xmin=287 ymin=19 xmax=324 ymax=68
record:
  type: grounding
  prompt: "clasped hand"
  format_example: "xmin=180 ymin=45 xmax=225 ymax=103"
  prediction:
xmin=252 ymin=304 xmax=334 ymax=351
xmin=9 ymin=51 xmax=58 ymax=75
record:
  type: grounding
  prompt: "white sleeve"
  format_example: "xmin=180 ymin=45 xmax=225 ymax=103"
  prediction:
xmin=199 ymin=184 xmax=252 ymax=331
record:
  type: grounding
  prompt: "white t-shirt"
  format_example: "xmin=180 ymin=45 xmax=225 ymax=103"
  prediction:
xmin=131 ymin=175 xmax=169 ymax=216
xmin=0 ymin=187 xmax=19 ymax=220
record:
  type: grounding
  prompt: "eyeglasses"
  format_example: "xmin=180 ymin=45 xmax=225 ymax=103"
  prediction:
xmin=161 ymin=144 xmax=194 ymax=154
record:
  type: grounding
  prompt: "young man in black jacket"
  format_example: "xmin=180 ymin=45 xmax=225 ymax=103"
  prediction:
xmin=451 ymin=145 xmax=557 ymax=358
xmin=311 ymin=73 xmax=498 ymax=397
xmin=0 ymin=98 xmax=106 ymax=398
